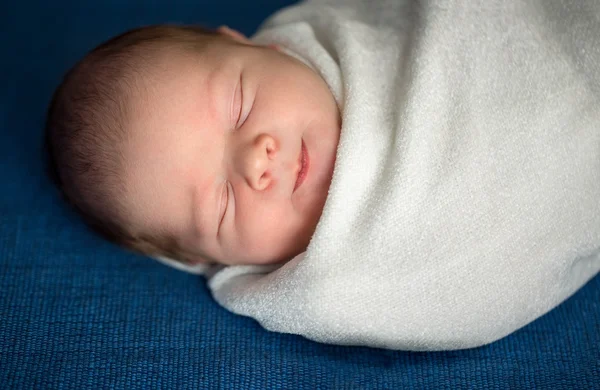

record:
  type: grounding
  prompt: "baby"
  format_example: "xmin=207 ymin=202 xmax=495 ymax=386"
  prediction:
xmin=47 ymin=0 xmax=600 ymax=350
xmin=46 ymin=24 xmax=341 ymax=267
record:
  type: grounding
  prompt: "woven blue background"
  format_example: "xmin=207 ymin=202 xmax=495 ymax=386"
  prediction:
xmin=1 ymin=1 xmax=598 ymax=388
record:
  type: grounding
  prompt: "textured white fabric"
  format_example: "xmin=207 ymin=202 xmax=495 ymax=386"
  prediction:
xmin=169 ymin=0 xmax=600 ymax=350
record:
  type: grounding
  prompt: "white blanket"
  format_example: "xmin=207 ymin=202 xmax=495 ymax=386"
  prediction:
xmin=160 ymin=0 xmax=600 ymax=350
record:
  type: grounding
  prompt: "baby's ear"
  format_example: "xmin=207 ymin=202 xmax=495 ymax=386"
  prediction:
xmin=217 ymin=26 xmax=253 ymax=44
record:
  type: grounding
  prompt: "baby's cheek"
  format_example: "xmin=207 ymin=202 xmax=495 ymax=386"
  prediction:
xmin=239 ymin=206 xmax=299 ymax=263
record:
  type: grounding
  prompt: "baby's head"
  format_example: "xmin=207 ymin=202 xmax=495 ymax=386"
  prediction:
xmin=46 ymin=25 xmax=341 ymax=266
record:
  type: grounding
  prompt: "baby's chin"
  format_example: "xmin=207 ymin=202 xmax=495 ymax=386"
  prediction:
xmin=181 ymin=248 xmax=298 ymax=267
xmin=231 ymin=244 xmax=309 ymax=266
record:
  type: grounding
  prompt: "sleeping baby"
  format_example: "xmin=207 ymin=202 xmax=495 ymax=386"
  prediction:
xmin=46 ymin=25 xmax=341 ymax=268
xmin=46 ymin=0 xmax=600 ymax=351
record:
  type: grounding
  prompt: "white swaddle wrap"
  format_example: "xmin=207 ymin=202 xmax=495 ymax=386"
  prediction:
xmin=161 ymin=0 xmax=600 ymax=350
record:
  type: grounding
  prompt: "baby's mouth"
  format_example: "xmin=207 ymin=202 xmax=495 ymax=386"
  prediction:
xmin=293 ymin=140 xmax=309 ymax=193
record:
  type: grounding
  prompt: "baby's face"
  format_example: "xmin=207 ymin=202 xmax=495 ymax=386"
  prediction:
xmin=123 ymin=32 xmax=341 ymax=265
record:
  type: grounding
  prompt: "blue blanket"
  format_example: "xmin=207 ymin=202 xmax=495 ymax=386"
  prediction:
xmin=1 ymin=0 xmax=598 ymax=388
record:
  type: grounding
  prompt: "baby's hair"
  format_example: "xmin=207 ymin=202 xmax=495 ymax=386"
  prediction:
xmin=45 ymin=25 xmax=218 ymax=264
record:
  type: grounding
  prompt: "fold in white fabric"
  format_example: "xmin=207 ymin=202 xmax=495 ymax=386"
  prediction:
xmin=162 ymin=0 xmax=600 ymax=350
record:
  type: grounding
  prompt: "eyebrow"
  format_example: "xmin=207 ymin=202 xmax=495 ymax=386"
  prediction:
xmin=190 ymin=176 xmax=224 ymax=240
xmin=190 ymin=184 xmax=206 ymax=239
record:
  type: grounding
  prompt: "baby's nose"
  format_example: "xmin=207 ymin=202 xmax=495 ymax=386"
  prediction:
xmin=239 ymin=133 xmax=277 ymax=191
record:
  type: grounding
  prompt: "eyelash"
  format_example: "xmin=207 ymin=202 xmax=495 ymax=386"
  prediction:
xmin=235 ymin=74 xmax=253 ymax=129
xmin=233 ymin=76 xmax=244 ymax=128
xmin=219 ymin=182 xmax=229 ymax=230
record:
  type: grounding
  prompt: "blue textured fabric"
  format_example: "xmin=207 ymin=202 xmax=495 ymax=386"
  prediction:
xmin=1 ymin=1 xmax=598 ymax=388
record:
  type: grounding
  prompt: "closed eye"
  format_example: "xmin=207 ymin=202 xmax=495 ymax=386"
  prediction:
xmin=232 ymin=75 xmax=243 ymax=128
xmin=235 ymin=73 xmax=254 ymax=129
xmin=218 ymin=182 xmax=228 ymax=234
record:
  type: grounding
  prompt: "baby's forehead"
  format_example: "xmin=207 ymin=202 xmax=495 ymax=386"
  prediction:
xmin=122 ymin=37 xmax=256 ymax=141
